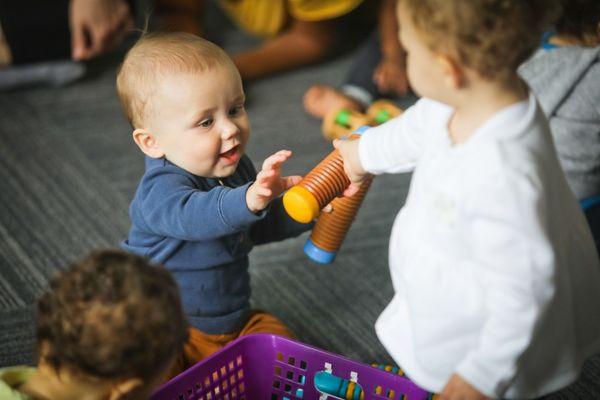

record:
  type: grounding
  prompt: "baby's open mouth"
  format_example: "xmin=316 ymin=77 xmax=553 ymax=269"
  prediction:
xmin=219 ymin=145 xmax=240 ymax=163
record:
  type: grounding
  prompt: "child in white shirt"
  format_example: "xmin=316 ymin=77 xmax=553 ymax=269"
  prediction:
xmin=335 ymin=0 xmax=600 ymax=398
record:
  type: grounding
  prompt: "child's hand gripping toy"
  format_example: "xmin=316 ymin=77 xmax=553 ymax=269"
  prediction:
xmin=284 ymin=101 xmax=403 ymax=264
xmin=283 ymin=138 xmax=357 ymax=224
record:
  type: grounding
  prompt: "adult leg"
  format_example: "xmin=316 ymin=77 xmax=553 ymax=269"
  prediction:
xmin=342 ymin=29 xmax=383 ymax=106
xmin=585 ymin=204 xmax=600 ymax=256
xmin=0 ymin=0 xmax=71 ymax=65
xmin=0 ymin=0 xmax=87 ymax=90
xmin=304 ymin=30 xmax=382 ymax=118
xmin=0 ymin=23 xmax=10 ymax=66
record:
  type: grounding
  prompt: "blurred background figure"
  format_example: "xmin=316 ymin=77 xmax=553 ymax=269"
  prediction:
xmin=0 ymin=0 xmax=134 ymax=90
xmin=519 ymin=0 xmax=600 ymax=248
xmin=154 ymin=0 xmax=378 ymax=80
xmin=303 ymin=0 xmax=411 ymax=119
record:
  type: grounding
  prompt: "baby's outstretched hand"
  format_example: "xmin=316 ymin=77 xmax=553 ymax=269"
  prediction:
xmin=246 ymin=150 xmax=301 ymax=213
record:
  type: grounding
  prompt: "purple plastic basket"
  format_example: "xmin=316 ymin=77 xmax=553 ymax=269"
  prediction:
xmin=151 ymin=333 xmax=431 ymax=400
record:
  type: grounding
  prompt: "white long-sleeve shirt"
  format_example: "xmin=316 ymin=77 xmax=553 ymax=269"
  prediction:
xmin=359 ymin=94 xmax=600 ymax=398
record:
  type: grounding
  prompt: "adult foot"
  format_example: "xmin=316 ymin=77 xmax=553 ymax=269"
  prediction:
xmin=303 ymin=84 xmax=363 ymax=118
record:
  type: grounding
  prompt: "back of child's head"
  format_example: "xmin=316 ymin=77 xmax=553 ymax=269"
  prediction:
xmin=116 ymin=32 xmax=236 ymax=128
xmin=555 ymin=0 xmax=600 ymax=44
xmin=401 ymin=0 xmax=562 ymax=82
xmin=36 ymin=249 xmax=188 ymax=383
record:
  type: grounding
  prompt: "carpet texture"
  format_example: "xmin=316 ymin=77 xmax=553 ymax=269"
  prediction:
xmin=0 ymin=3 xmax=598 ymax=398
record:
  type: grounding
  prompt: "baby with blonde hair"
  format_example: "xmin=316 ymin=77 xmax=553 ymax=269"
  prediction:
xmin=117 ymin=32 xmax=310 ymax=371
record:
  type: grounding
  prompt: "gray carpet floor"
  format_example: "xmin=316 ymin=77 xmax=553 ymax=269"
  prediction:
xmin=1 ymin=4 xmax=599 ymax=399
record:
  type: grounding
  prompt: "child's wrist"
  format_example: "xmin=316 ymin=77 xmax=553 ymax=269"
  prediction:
xmin=348 ymin=140 xmax=367 ymax=178
xmin=245 ymin=183 xmax=265 ymax=214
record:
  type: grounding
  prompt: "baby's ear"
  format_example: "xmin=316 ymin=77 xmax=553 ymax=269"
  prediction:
xmin=437 ymin=54 xmax=464 ymax=90
xmin=132 ymin=128 xmax=164 ymax=159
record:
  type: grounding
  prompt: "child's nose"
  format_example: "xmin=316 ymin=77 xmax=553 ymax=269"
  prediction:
xmin=221 ymin=118 xmax=239 ymax=139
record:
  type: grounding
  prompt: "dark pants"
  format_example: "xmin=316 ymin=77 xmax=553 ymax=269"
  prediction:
xmin=585 ymin=204 xmax=600 ymax=256
xmin=0 ymin=0 xmax=136 ymax=64
xmin=343 ymin=28 xmax=419 ymax=109
xmin=345 ymin=29 xmax=383 ymax=100
xmin=0 ymin=0 xmax=71 ymax=64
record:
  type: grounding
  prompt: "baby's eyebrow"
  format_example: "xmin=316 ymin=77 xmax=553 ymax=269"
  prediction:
xmin=190 ymin=107 xmax=216 ymax=121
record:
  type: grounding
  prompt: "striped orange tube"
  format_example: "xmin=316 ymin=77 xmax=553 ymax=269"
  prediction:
xmin=283 ymin=148 xmax=352 ymax=224
xmin=308 ymin=177 xmax=372 ymax=253
xmin=305 ymin=102 xmax=403 ymax=264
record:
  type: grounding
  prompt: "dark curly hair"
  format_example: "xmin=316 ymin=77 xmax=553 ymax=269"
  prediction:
xmin=36 ymin=249 xmax=188 ymax=381
xmin=402 ymin=0 xmax=562 ymax=81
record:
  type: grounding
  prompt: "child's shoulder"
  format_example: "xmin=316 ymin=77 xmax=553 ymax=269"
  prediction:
xmin=465 ymin=98 xmax=553 ymax=189
xmin=520 ymin=45 xmax=600 ymax=113
xmin=140 ymin=156 xmax=197 ymax=185
xmin=411 ymin=97 xmax=453 ymax=118
xmin=143 ymin=156 xmax=184 ymax=175
xmin=131 ymin=157 xmax=207 ymax=205
xmin=379 ymin=97 xmax=452 ymax=135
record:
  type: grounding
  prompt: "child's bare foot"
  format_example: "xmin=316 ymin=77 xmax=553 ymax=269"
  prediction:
xmin=303 ymin=84 xmax=363 ymax=118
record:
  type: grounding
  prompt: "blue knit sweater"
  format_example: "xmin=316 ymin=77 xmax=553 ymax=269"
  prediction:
xmin=122 ymin=155 xmax=310 ymax=334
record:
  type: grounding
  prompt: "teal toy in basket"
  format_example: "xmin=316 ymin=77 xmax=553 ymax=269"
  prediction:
xmin=151 ymin=334 xmax=435 ymax=400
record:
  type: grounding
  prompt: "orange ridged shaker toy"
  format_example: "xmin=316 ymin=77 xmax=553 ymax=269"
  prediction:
xmin=282 ymin=145 xmax=353 ymax=224
xmin=304 ymin=101 xmax=403 ymax=263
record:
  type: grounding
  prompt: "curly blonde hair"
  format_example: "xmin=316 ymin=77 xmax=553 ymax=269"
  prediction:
xmin=402 ymin=0 xmax=562 ymax=81
xmin=116 ymin=32 xmax=235 ymax=128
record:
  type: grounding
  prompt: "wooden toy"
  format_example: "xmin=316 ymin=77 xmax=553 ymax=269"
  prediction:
xmin=322 ymin=108 xmax=370 ymax=141
xmin=283 ymin=145 xmax=352 ymax=224
xmin=367 ymin=100 xmax=402 ymax=125
xmin=302 ymin=101 xmax=403 ymax=263
xmin=321 ymin=100 xmax=402 ymax=140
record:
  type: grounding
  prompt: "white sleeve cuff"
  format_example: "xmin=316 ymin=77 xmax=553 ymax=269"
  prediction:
xmin=358 ymin=128 xmax=382 ymax=175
